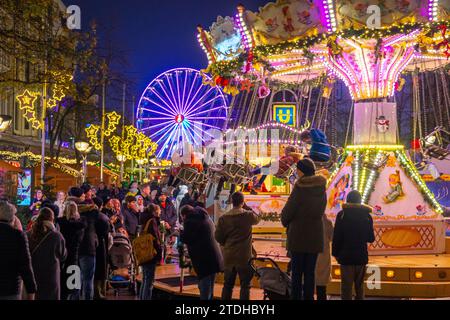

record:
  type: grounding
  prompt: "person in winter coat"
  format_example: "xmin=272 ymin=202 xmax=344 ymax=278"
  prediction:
xmin=123 ymin=195 xmax=140 ymax=240
xmin=215 ymin=192 xmax=260 ymax=300
xmin=57 ymin=201 xmax=86 ymax=300
xmin=281 ymin=158 xmax=327 ymax=300
xmin=138 ymin=204 xmax=163 ymax=300
xmin=0 ymin=201 xmax=36 ymax=300
xmin=180 ymin=205 xmax=224 ymax=300
xmin=140 ymin=183 xmax=154 ymax=207
xmin=78 ymin=204 xmax=100 ymax=301
xmin=92 ymin=197 xmax=111 ymax=300
xmin=28 ymin=208 xmax=67 ymax=300
xmin=156 ymin=193 xmax=177 ymax=232
xmin=96 ymin=182 xmax=111 ymax=204
xmin=332 ymin=190 xmax=375 ymax=300
xmin=315 ymin=214 xmax=334 ymax=300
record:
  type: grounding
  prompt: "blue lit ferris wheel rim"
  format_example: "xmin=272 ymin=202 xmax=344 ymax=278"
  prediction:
xmin=136 ymin=67 xmax=228 ymax=160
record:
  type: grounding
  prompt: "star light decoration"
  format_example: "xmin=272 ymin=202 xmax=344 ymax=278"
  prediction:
xmin=85 ymin=111 xmax=122 ymax=151
xmin=109 ymin=125 xmax=158 ymax=161
xmin=16 ymin=72 xmax=73 ymax=129
xmin=16 ymin=89 xmax=42 ymax=129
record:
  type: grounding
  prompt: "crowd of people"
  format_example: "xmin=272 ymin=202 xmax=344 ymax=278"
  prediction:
xmin=0 ymin=155 xmax=375 ymax=301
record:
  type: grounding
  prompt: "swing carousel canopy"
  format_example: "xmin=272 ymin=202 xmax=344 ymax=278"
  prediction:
xmin=198 ymin=0 xmax=450 ymax=101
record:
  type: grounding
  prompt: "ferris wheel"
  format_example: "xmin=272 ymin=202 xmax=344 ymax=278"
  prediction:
xmin=136 ymin=68 xmax=228 ymax=159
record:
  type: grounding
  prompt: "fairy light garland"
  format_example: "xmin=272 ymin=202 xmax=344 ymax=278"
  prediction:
xmin=395 ymin=150 xmax=443 ymax=214
xmin=429 ymin=0 xmax=439 ymax=22
xmin=204 ymin=20 xmax=450 ymax=79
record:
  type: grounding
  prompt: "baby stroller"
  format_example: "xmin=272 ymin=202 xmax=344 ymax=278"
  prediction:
xmin=249 ymin=257 xmax=291 ymax=300
xmin=107 ymin=233 xmax=137 ymax=296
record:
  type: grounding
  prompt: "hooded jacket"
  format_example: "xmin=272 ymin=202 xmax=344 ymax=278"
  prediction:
xmin=281 ymin=175 xmax=327 ymax=254
xmin=215 ymin=208 xmax=260 ymax=268
xmin=332 ymin=203 xmax=375 ymax=265
xmin=180 ymin=207 xmax=223 ymax=279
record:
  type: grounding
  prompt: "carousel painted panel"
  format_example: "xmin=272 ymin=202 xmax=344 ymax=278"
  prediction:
xmin=249 ymin=0 xmax=325 ymax=45
xmin=368 ymin=158 xmax=440 ymax=221
xmin=247 ymin=196 xmax=289 ymax=231
xmin=326 ymin=157 xmax=354 ymax=220
xmin=369 ymin=219 xmax=447 ymax=255
xmin=209 ymin=16 xmax=243 ymax=61
xmin=335 ymin=0 xmax=426 ymax=30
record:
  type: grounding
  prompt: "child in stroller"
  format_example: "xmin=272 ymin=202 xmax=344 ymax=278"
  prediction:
xmin=249 ymin=257 xmax=291 ymax=300
xmin=107 ymin=232 xmax=137 ymax=296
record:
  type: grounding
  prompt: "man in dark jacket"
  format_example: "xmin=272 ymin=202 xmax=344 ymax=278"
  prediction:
xmin=0 ymin=201 xmax=36 ymax=300
xmin=281 ymin=158 xmax=327 ymax=300
xmin=215 ymin=192 xmax=260 ymax=300
xmin=76 ymin=190 xmax=100 ymax=301
xmin=96 ymin=182 xmax=111 ymax=204
xmin=92 ymin=197 xmax=111 ymax=300
xmin=332 ymin=190 xmax=375 ymax=300
xmin=123 ymin=195 xmax=140 ymax=240
xmin=180 ymin=205 xmax=223 ymax=300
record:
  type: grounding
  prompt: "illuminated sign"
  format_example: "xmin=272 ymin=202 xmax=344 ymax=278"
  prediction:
xmin=273 ymin=104 xmax=296 ymax=127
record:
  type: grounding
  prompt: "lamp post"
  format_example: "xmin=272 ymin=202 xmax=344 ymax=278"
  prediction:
xmin=117 ymin=154 xmax=127 ymax=182
xmin=75 ymin=141 xmax=92 ymax=183
xmin=136 ymin=158 xmax=148 ymax=183
xmin=0 ymin=115 xmax=12 ymax=135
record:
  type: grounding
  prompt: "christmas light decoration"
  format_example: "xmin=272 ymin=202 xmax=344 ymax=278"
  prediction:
xmin=85 ymin=111 xmax=122 ymax=150
xmin=16 ymin=90 xmax=42 ymax=129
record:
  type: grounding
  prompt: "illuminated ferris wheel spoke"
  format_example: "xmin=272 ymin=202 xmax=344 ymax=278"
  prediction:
xmin=181 ymin=70 xmax=189 ymax=113
xmin=184 ymin=88 xmax=217 ymax=117
xmin=181 ymin=78 xmax=210 ymax=114
xmin=189 ymin=121 xmax=220 ymax=138
xmin=190 ymin=120 xmax=221 ymax=131
xmin=144 ymin=95 xmax=177 ymax=117
xmin=187 ymin=105 xmax=227 ymax=118
xmin=182 ymin=72 xmax=201 ymax=113
xmin=157 ymin=80 xmax=180 ymax=114
xmin=141 ymin=105 xmax=176 ymax=118
xmin=166 ymin=74 xmax=181 ymax=113
xmin=161 ymin=126 xmax=185 ymax=156
xmin=175 ymin=71 xmax=183 ymax=112
xmin=154 ymin=122 xmax=179 ymax=146
xmin=137 ymin=68 xmax=227 ymax=159
xmin=150 ymin=122 xmax=179 ymax=141
xmin=189 ymin=117 xmax=228 ymax=121
xmin=185 ymin=94 xmax=222 ymax=118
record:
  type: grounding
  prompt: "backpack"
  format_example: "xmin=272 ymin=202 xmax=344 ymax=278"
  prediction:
xmin=132 ymin=219 xmax=156 ymax=265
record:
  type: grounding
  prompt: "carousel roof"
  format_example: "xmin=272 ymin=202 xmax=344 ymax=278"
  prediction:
xmin=197 ymin=0 xmax=450 ymax=100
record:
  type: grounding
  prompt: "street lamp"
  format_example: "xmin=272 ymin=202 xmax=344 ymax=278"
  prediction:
xmin=117 ymin=154 xmax=127 ymax=182
xmin=0 ymin=115 xmax=12 ymax=134
xmin=136 ymin=158 xmax=148 ymax=183
xmin=75 ymin=141 xmax=92 ymax=183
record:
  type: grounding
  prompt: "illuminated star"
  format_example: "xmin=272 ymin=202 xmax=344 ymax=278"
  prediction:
xmin=24 ymin=109 xmax=36 ymax=121
xmin=17 ymin=90 xmax=38 ymax=110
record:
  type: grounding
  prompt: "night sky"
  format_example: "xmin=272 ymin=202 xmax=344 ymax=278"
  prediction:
xmin=67 ymin=0 xmax=269 ymax=101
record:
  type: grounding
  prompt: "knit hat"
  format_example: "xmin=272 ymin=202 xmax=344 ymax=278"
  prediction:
xmin=69 ymin=187 xmax=84 ymax=198
xmin=346 ymin=190 xmax=362 ymax=204
xmin=296 ymin=158 xmax=316 ymax=176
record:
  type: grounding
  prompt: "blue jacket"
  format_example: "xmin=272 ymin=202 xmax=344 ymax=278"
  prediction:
xmin=310 ymin=129 xmax=331 ymax=162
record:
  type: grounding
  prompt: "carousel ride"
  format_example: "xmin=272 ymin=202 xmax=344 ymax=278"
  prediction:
xmin=190 ymin=0 xmax=450 ymax=297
